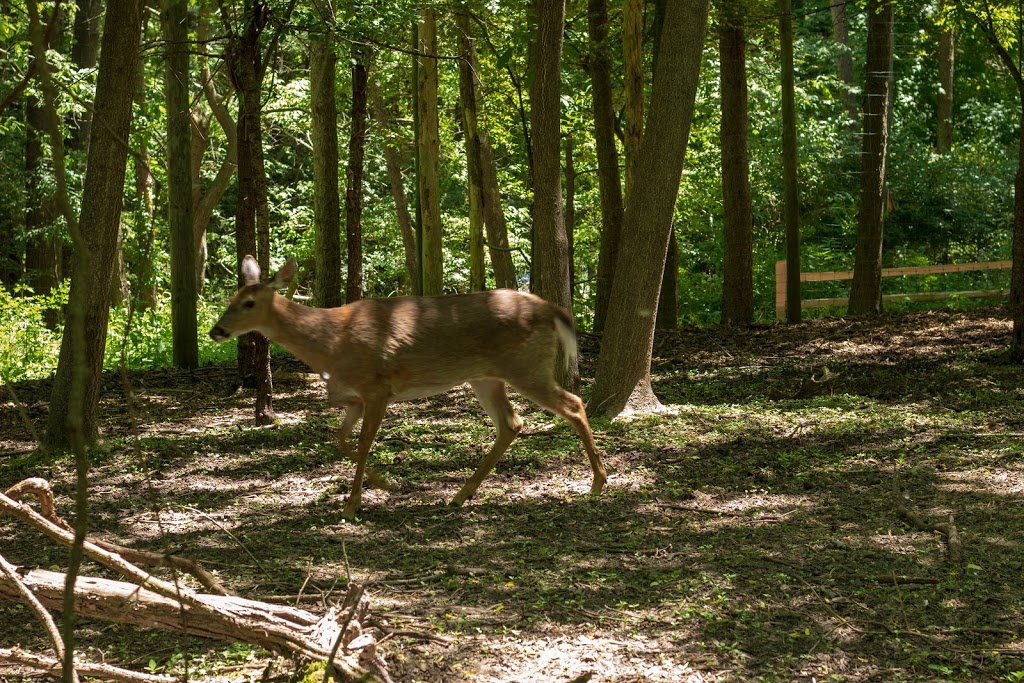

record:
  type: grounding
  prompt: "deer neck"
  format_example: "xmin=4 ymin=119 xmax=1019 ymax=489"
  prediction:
xmin=264 ymin=295 xmax=342 ymax=373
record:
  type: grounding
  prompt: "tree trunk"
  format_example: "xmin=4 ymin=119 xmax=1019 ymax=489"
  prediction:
xmin=848 ymin=0 xmax=894 ymax=316
xmin=345 ymin=51 xmax=368 ymax=303
xmin=416 ymin=9 xmax=443 ymax=296
xmin=163 ymin=0 xmax=198 ymax=369
xmin=25 ymin=96 xmax=60 ymax=329
xmin=565 ymin=136 xmax=576 ymax=301
xmin=1012 ymin=100 xmax=1024 ymax=362
xmin=781 ymin=0 xmax=802 ymax=323
xmin=46 ymin=0 xmax=143 ymax=449
xmin=133 ymin=55 xmax=158 ymax=309
xmin=457 ymin=10 xmax=486 ymax=293
xmin=937 ymin=12 xmax=954 ymax=153
xmin=310 ymin=37 xmax=342 ymax=308
xmin=369 ymin=78 xmax=419 ymax=293
xmin=656 ymin=229 xmax=678 ymax=329
xmin=69 ymin=0 xmax=101 ymax=151
xmin=622 ymin=0 xmax=644 ymax=202
xmin=588 ymin=0 xmax=624 ymax=333
xmin=719 ymin=0 xmax=754 ymax=326
xmin=529 ymin=0 xmax=576 ymax=392
xmin=830 ymin=0 xmax=858 ymax=121
xmin=228 ymin=0 xmax=277 ymax=425
xmin=590 ymin=0 xmax=710 ymax=418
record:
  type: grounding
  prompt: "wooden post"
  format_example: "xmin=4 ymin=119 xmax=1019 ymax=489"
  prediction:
xmin=776 ymin=259 xmax=787 ymax=322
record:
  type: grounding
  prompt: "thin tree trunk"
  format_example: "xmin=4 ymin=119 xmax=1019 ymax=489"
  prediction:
xmin=346 ymin=51 xmax=368 ymax=303
xmin=1013 ymin=100 xmax=1024 ymax=362
xmin=719 ymin=0 xmax=754 ymax=326
xmin=69 ymin=0 xmax=101 ymax=151
xmin=46 ymin=0 xmax=143 ymax=448
xmin=310 ymin=37 xmax=342 ymax=308
xmin=656 ymin=230 xmax=677 ymax=329
xmin=133 ymin=51 xmax=158 ymax=309
xmin=529 ymin=0 xmax=576 ymax=391
xmin=25 ymin=97 xmax=60 ymax=329
xmin=457 ymin=10 xmax=486 ymax=293
xmin=590 ymin=0 xmax=710 ymax=418
xmin=848 ymin=0 xmax=894 ymax=316
xmin=623 ymin=0 xmax=644 ymax=202
xmin=830 ymin=0 xmax=857 ymax=120
xmin=565 ymin=136 xmax=576 ymax=301
xmin=781 ymin=0 xmax=802 ymax=323
xmin=369 ymin=78 xmax=419 ymax=293
xmin=163 ymin=0 xmax=198 ymax=369
xmin=416 ymin=8 xmax=443 ymax=296
xmin=588 ymin=0 xmax=624 ymax=333
xmin=937 ymin=9 xmax=954 ymax=153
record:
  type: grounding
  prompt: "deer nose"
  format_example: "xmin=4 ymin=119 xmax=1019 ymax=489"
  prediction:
xmin=209 ymin=326 xmax=227 ymax=341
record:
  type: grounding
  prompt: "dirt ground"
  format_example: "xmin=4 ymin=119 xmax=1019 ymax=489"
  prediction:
xmin=1 ymin=307 xmax=1023 ymax=682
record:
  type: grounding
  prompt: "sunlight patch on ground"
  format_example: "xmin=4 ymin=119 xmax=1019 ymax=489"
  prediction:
xmin=937 ymin=468 xmax=1024 ymax=498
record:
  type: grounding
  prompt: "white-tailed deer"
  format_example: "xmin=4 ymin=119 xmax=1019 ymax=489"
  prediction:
xmin=209 ymin=255 xmax=607 ymax=518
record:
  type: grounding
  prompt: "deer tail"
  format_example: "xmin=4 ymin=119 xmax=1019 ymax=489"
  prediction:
xmin=552 ymin=306 xmax=578 ymax=372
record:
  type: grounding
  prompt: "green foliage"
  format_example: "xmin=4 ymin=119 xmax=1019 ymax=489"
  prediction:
xmin=0 ymin=284 xmax=64 ymax=383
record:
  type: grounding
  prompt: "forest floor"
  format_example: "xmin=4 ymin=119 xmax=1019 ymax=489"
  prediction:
xmin=1 ymin=306 xmax=1023 ymax=683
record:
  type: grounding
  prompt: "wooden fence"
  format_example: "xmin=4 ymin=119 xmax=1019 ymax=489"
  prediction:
xmin=775 ymin=259 xmax=1012 ymax=321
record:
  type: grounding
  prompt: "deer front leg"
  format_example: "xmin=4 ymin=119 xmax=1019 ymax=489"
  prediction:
xmin=451 ymin=380 xmax=524 ymax=506
xmin=341 ymin=399 xmax=388 ymax=519
xmin=336 ymin=402 xmax=393 ymax=491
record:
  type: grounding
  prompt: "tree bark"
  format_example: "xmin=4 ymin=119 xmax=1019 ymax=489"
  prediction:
xmin=590 ymin=0 xmax=710 ymax=417
xmin=69 ymin=0 xmax=101 ymax=151
xmin=45 ymin=0 xmax=143 ymax=449
xmin=416 ymin=9 xmax=443 ymax=296
xmin=719 ymin=0 xmax=754 ymax=326
xmin=310 ymin=37 xmax=342 ymax=308
xmin=622 ymin=0 xmax=644 ymax=202
xmin=588 ymin=0 xmax=624 ymax=333
xmin=457 ymin=10 xmax=486 ymax=293
xmin=345 ymin=51 xmax=368 ymax=303
xmin=369 ymin=78 xmax=419 ymax=293
xmin=937 ymin=8 xmax=954 ymax=153
xmin=529 ymin=0 xmax=576 ymax=391
xmin=848 ymin=0 xmax=894 ymax=316
xmin=781 ymin=0 xmax=802 ymax=323
xmin=830 ymin=0 xmax=857 ymax=120
xmin=163 ymin=0 xmax=198 ymax=369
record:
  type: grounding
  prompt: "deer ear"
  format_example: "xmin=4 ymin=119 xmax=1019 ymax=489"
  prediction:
xmin=241 ymin=255 xmax=261 ymax=285
xmin=268 ymin=256 xmax=297 ymax=290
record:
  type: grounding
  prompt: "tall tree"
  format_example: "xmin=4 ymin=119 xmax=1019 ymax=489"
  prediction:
xmin=719 ymin=0 xmax=754 ymax=326
xmin=369 ymin=77 xmax=419 ymax=293
xmin=936 ymin=2 xmax=954 ymax=153
xmin=590 ymin=0 xmax=710 ymax=417
xmin=830 ymin=0 xmax=858 ymax=120
xmin=457 ymin=9 xmax=486 ymax=293
xmin=974 ymin=6 xmax=1024 ymax=361
xmin=44 ymin=0 xmax=142 ymax=447
xmin=529 ymin=0 xmax=576 ymax=391
xmin=623 ymin=0 xmax=644 ymax=200
xmin=69 ymin=0 xmax=101 ymax=151
xmin=221 ymin=0 xmax=296 ymax=425
xmin=346 ymin=48 xmax=368 ymax=303
xmin=310 ymin=33 xmax=342 ymax=308
xmin=163 ymin=0 xmax=198 ymax=369
xmin=24 ymin=95 xmax=60 ymax=326
xmin=588 ymin=0 xmax=624 ymax=333
xmin=780 ymin=0 xmax=802 ymax=322
xmin=416 ymin=8 xmax=443 ymax=296
xmin=847 ymin=0 xmax=895 ymax=316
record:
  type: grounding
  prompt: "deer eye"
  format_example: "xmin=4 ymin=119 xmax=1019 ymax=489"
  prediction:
xmin=243 ymin=300 xmax=256 ymax=309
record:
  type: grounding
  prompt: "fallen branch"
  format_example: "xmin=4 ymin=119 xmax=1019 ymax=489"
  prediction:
xmin=0 ymin=648 xmax=174 ymax=683
xmin=891 ymin=471 xmax=963 ymax=564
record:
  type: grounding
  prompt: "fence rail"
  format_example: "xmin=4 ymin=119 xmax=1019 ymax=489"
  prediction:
xmin=774 ymin=259 xmax=1011 ymax=321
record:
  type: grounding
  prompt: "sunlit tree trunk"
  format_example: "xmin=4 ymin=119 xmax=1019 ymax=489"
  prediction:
xmin=590 ymin=0 xmax=710 ymax=417
xmin=529 ymin=0 xmax=576 ymax=391
xmin=848 ymin=0 xmax=894 ymax=316
xmin=310 ymin=36 xmax=342 ymax=308
xmin=457 ymin=9 xmax=486 ymax=293
xmin=416 ymin=9 xmax=443 ymax=296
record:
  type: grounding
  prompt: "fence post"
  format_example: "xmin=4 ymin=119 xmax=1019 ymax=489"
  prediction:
xmin=775 ymin=260 xmax=787 ymax=322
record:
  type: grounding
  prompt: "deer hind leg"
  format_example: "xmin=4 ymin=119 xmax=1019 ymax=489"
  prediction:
xmin=513 ymin=381 xmax=607 ymax=496
xmin=335 ymin=401 xmax=392 ymax=491
xmin=450 ymin=379 xmax=524 ymax=507
xmin=341 ymin=398 xmax=388 ymax=519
